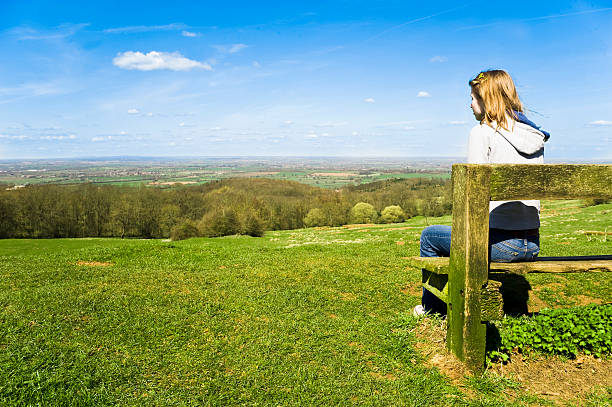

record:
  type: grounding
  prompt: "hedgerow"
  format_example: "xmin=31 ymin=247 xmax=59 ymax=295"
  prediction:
xmin=488 ymin=304 xmax=612 ymax=364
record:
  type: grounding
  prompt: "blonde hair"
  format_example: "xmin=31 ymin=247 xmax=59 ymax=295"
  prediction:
xmin=469 ymin=70 xmax=523 ymax=131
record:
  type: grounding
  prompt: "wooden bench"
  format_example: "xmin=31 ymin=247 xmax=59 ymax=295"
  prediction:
xmin=407 ymin=164 xmax=612 ymax=373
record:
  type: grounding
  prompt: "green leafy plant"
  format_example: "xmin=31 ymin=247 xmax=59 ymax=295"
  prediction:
xmin=487 ymin=304 xmax=612 ymax=364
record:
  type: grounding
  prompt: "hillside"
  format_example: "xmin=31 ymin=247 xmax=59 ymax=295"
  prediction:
xmin=0 ymin=200 xmax=610 ymax=405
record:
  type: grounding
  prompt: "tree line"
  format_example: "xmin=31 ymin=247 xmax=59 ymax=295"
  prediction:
xmin=0 ymin=177 xmax=451 ymax=240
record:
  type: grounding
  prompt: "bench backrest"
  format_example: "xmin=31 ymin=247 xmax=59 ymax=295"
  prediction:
xmin=446 ymin=164 xmax=612 ymax=369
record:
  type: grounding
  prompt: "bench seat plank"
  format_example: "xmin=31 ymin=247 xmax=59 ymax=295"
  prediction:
xmin=407 ymin=255 xmax=612 ymax=275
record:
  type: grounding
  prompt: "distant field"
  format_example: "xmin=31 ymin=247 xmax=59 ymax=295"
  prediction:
xmin=0 ymin=167 xmax=449 ymax=189
xmin=0 ymin=201 xmax=610 ymax=405
xmin=0 ymin=158 xmax=451 ymax=189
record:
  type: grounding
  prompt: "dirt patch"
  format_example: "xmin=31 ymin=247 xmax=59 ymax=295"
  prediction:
xmin=396 ymin=241 xmax=405 ymax=245
xmin=413 ymin=318 xmax=467 ymax=383
xmin=368 ymin=371 xmax=397 ymax=381
xmin=76 ymin=261 xmax=113 ymax=267
xmin=339 ymin=292 xmax=357 ymax=301
xmin=574 ymin=295 xmax=603 ymax=306
xmin=489 ymin=355 xmax=612 ymax=402
xmin=236 ymin=171 xmax=280 ymax=177
xmin=413 ymin=317 xmax=612 ymax=404
xmin=148 ymin=181 xmax=197 ymax=185
xmin=310 ymin=172 xmax=358 ymax=177
xmin=400 ymin=283 xmax=421 ymax=297
xmin=342 ymin=223 xmax=377 ymax=229
xmin=527 ymin=292 xmax=550 ymax=313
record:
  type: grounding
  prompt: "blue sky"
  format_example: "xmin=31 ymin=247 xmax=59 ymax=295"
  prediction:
xmin=1 ymin=0 xmax=611 ymax=159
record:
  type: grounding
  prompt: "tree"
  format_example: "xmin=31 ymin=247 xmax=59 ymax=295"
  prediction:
xmin=242 ymin=210 xmax=265 ymax=237
xmin=160 ymin=204 xmax=181 ymax=237
xmin=380 ymin=205 xmax=406 ymax=223
xmin=199 ymin=209 xmax=241 ymax=237
xmin=349 ymin=202 xmax=377 ymax=224
xmin=170 ymin=220 xmax=200 ymax=241
xmin=303 ymin=208 xmax=327 ymax=227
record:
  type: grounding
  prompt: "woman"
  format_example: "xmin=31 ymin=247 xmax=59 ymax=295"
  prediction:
xmin=414 ymin=69 xmax=549 ymax=316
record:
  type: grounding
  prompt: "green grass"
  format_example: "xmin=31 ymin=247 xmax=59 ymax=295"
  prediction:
xmin=0 ymin=202 xmax=610 ymax=405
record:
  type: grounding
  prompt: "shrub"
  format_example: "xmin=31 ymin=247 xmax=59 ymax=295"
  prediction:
xmin=303 ymin=208 xmax=327 ymax=227
xmin=200 ymin=209 xmax=241 ymax=237
xmin=242 ymin=211 xmax=265 ymax=237
xmin=380 ymin=205 xmax=406 ymax=223
xmin=583 ymin=198 xmax=611 ymax=207
xmin=349 ymin=202 xmax=377 ymax=224
xmin=487 ymin=304 xmax=612 ymax=364
xmin=170 ymin=220 xmax=200 ymax=241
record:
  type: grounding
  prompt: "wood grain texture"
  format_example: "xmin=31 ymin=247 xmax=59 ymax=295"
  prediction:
xmin=405 ymin=257 xmax=449 ymax=274
xmin=489 ymin=164 xmax=612 ymax=200
xmin=447 ymin=164 xmax=491 ymax=373
xmin=407 ymin=256 xmax=612 ymax=274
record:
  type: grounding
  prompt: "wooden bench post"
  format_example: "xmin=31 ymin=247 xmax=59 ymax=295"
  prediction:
xmin=447 ymin=164 xmax=491 ymax=372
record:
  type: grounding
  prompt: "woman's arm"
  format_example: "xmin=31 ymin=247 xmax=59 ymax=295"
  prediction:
xmin=467 ymin=125 xmax=490 ymax=164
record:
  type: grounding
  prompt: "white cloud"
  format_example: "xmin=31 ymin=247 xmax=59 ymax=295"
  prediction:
xmin=315 ymin=121 xmax=348 ymax=128
xmin=351 ymin=131 xmax=359 ymax=136
xmin=181 ymin=30 xmax=198 ymax=37
xmin=589 ymin=120 xmax=612 ymax=126
xmin=450 ymin=120 xmax=467 ymax=125
xmin=284 ymin=120 xmax=293 ymax=125
xmin=113 ymin=51 xmax=212 ymax=71
xmin=0 ymin=134 xmax=29 ymax=139
xmin=210 ymin=126 xmax=223 ymax=131
xmin=377 ymin=121 xmax=417 ymax=127
xmin=305 ymin=133 xmax=318 ymax=138
xmin=14 ymin=23 xmax=89 ymax=40
xmin=229 ymin=44 xmax=248 ymax=53
xmin=253 ymin=61 xmax=262 ymax=68
xmin=404 ymin=126 xmax=416 ymax=130
xmin=104 ymin=23 xmax=187 ymax=34
xmin=127 ymin=108 xmax=139 ymax=114
xmin=213 ymin=44 xmax=248 ymax=54
xmin=0 ymin=82 xmax=68 ymax=102
xmin=40 ymin=134 xmax=76 ymax=140
xmin=146 ymin=112 xmax=153 ymax=117
xmin=430 ymin=56 xmax=448 ymax=63
xmin=364 ymin=97 xmax=375 ymax=103
xmin=417 ymin=91 xmax=431 ymax=98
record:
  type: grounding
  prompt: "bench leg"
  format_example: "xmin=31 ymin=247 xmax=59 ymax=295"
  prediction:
xmin=447 ymin=164 xmax=491 ymax=374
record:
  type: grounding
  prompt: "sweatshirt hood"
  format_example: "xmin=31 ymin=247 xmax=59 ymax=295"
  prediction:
xmin=496 ymin=121 xmax=546 ymax=156
xmin=513 ymin=111 xmax=551 ymax=141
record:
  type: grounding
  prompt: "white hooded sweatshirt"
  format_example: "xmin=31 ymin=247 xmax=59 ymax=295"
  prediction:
xmin=468 ymin=120 xmax=546 ymax=230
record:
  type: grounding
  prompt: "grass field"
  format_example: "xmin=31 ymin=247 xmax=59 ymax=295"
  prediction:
xmin=1 ymin=201 xmax=610 ymax=406
xmin=0 ymin=168 xmax=450 ymax=189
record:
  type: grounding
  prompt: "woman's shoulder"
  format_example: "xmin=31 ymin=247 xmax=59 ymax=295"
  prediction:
xmin=470 ymin=123 xmax=495 ymax=138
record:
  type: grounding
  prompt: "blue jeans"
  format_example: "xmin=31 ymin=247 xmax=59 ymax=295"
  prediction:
xmin=419 ymin=225 xmax=539 ymax=314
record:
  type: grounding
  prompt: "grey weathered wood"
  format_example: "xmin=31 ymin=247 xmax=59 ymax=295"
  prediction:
xmin=405 ymin=257 xmax=449 ymax=274
xmin=489 ymin=164 xmax=612 ymax=200
xmin=407 ymin=255 xmax=612 ymax=275
xmin=447 ymin=164 xmax=491 ymax=373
